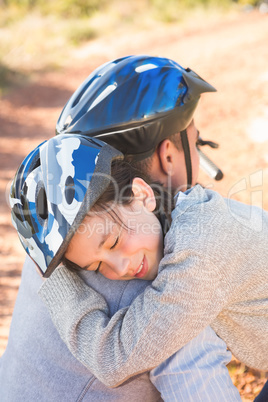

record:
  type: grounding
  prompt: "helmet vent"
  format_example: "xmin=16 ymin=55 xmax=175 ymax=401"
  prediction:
xmin=30 ymin=155 xmax=41 ymax=172
xmin=72 ymin=80 xmax=93 ymax=108
xmin=65 ymin=175 xmax=75 ymax=205
xmin=36 ymin=186 xmax=48 ymax=221
xmin=87 ymin=84 xmax=117 ymax=112
xmin=135 ymin=63 xmax=158 ymax=73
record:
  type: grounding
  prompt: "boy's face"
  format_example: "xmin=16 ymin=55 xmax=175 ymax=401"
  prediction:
xmin=65 ymin=187 xmax=163 ymax=281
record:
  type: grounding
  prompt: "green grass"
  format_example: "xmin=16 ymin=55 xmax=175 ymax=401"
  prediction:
xmin=65 ymin=22 xmax=97 ymax=45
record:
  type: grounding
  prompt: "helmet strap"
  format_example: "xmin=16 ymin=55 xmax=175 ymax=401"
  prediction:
xmin=180 ymin=129 xmax=192 ymax=189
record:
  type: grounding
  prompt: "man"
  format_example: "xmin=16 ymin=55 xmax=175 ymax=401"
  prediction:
xmin=0 ymin=56 xmax=241 ymax=401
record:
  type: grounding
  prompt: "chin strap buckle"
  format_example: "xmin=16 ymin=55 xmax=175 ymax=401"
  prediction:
xmin=197 ymin=136 xmax=219 ymax=149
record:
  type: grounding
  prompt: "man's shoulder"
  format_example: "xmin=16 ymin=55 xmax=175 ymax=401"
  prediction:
xmin=78 ymin=270 xmax=151 ymax=313
xmin=171 ymin=185 xmax=225 ymax=228
xmin=164 ymin=186 xmax=229 ymax=254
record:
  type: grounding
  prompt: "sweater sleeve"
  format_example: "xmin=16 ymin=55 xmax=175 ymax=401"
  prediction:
xmin=39 ymin=189 xmax=243 ymax=387
xmin=39 ymin=251 xmax=228 ymax=387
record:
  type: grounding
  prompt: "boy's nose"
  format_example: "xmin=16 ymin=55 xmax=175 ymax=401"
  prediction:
xmin=111 ymin=257 xmax=131 ymax=277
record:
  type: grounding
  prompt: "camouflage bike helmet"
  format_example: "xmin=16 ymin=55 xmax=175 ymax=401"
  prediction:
xmin=56 ymin=55 xmax=216 ymax=187
xmin=9 ymin=134 xmax=122 ymax=277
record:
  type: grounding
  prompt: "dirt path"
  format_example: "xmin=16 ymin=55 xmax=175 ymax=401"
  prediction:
xmin=0 ymin=10 xmax=268 ymax=400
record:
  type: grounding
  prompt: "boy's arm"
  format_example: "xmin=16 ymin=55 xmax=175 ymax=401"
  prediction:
xmin=39 ymin=240 xmax=232 ymax=387
xmin=150 ymin=326 xmax=241 ymax=402
xmin=39 ymin=192 xmax=242 ymax=387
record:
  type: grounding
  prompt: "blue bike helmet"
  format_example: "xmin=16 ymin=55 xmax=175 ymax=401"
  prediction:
xmin=56 ymin=55 xmax=216 ymax=187
xmin=10 ymin=134 xmax=122 ymax=277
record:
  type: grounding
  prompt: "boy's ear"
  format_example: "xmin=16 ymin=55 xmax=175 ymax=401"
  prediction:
xmin=132 ymin=177 xmax=156 ymax=212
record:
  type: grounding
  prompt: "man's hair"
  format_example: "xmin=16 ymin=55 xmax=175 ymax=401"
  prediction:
xmin=169 ymin=131 xmax=183 ymax=152
xmin=128 ymin=131 xmax=182 ymax=176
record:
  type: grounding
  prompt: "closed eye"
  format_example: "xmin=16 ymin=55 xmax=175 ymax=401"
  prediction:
xmin=196 ymin=130 xmax=201 ymax=147
xmin=95 ymin=261 xmax=102 ymax=273
xmin=110 ymin=236 xmax=119 ymax=249
xmin=95 ymin=236 xmax=119 ymax=273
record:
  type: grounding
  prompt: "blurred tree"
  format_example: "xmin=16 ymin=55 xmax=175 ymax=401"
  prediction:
xmin=1 ymin=0 xmax=108 ymax=17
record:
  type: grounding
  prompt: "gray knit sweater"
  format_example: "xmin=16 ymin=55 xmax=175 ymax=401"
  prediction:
xmin=39 ymin=185 xmax=268 ymax=387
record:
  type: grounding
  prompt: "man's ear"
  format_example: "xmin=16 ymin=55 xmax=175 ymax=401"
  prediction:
xmin=132 ymin=177 xmax=156 ymax=212
xmin=158 ymin=139 xmax=176 ymax=176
